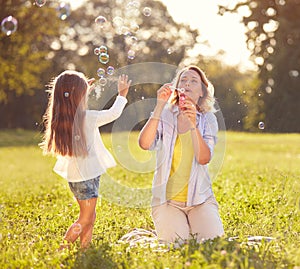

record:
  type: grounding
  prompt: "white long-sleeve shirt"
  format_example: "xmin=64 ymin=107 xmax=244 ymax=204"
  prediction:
xmin=53 ymin=95 xmax=127 ymax=182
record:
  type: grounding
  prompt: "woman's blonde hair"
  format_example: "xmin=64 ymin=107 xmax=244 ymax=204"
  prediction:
xmin=40 ymin=70 xmax=89 ymax=157
xmin=170 ymin=65 xmax=216 ymax=113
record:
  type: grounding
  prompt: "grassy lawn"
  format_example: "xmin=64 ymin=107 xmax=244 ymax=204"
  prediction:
xmin=0 ymin=129 xmax=299 ymax=268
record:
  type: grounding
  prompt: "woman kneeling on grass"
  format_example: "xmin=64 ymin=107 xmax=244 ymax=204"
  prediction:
xmin=40 ymin=70 xmax=131 ymax=249
xmin=138 ymin=65 xmax=224 ymax=244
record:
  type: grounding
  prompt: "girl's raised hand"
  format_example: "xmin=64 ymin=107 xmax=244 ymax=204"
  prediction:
xmin=118 ymin=74 xmax=132 ymax=97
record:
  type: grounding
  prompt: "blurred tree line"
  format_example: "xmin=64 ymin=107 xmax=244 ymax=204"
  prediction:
xmin=0 ymin=0 xmax=298 ymax=132
xmin=219 ymin=0 xmax=300 ymax=132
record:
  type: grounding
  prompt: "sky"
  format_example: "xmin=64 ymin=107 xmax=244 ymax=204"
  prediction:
xmin=70 ymin=0 xmax=253 ymax=71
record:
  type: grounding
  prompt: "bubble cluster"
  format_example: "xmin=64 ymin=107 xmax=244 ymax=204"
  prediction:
xmin=1 ymin=16 xmax=18 ymax=36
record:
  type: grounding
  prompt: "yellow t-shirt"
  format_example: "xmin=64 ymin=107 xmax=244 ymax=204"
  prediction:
xmin=166 ymin=131 xmax=194 ymax=202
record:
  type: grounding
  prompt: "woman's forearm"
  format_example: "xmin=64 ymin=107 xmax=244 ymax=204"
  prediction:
xmin=138 ymin=101 xmax=165 ymax=150
xmin=190 ymin=128 xmax=211 ymax=164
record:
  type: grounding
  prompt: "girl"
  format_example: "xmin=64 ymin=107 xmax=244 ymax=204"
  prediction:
xmin=41 ymin=70 xmax=131 ymax=249
xmin=138 ymin=65 xmax=224 ymax=244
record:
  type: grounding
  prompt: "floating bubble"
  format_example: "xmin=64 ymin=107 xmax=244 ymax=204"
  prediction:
xmin=127 ymin=50 xmax=135 ymax=60
xmin=167 ymin=48 xmax=173 ymax=55
xmin=64 ymin=92 xmax=69 ymax=97
xmin=258 ymin=121 xmax=265 ymax=130
xmin=289 ymin=70 xmax=299 ymax=77
xmin=74 ymin=135 xmax=81 ymax=141
xmin=57 ymin=2 xmax=71 ymax=20
xmin=267 ymin=78 xmax=274 ymax=86
xmin=106 ymin=66 xmax=115 ymax=75
xmin=1 ymin=16 xmax=18 ymax=36
xmin=99 ymin=77 xmax=107 ymax=86
xmin=99 ymin=45 xmax=108 ymax=54
xmin=125 ymin=35 xmax=138 ymax=46
xmin=265 ymin=86 xmax=272 ymax=94
xmin=143 ymin=7 xmax=152 ymax=16
xmin=127 ymin=1 xmax=140 ymax=10
xmin=112 ymin=16 xmax=124 ymax=28
xmin=94 ymin=47 xmax=101 ymax=55
xmin=99 ymin=52 xmax=109 ymax=64
xmin=72 ymin=223 xmax=82 ymax=234
xmin=35 ymin=0 xmax=47 ymax=7
xmin=97 ymin=68 xmax=105 ymax=77
xmin=95 ymin=15 xmax=107 ymax=28
xmin=130 ymin=23 xmax=139 ymax=32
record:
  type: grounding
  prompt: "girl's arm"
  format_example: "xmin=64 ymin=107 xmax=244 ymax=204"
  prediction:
xmin=138 ymin=83 xmax=172 ymax=150
xmin=94 ymin=75 xmax=131 ymax=127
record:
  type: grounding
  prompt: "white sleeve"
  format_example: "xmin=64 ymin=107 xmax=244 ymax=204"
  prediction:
xmin=92 ymin=96 xmax=128 ymax=127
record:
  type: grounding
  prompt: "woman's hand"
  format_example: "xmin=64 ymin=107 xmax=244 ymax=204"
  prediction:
xmin=181 ymin=97 xmax=197 ymax=128
xmin=118 ymin=74 xmax=132 ymax=97
xmin=157 ymin=83 xmax=173 ymax=103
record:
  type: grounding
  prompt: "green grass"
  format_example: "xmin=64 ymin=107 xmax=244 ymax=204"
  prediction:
xmin=0 ymin=130 xmax=299 ymax=268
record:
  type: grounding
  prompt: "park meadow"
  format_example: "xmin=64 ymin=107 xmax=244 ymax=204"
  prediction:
xmin=0 ymin=129 xmax=299 ymax=269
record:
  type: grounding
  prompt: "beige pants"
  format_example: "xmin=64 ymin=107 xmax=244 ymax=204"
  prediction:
xmin=151 ymin=196 xmax=224 ymax=243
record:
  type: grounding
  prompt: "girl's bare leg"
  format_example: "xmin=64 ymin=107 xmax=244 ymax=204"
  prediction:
xmin=60 ymin=197 xmax=97 ymax=249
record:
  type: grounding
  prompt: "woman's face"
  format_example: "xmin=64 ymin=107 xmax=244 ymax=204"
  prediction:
xmin=177 ymin=69 xmax=203 ymax=103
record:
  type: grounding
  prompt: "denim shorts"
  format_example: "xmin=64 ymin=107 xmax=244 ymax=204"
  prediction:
xmin=68 ymin=176 xmax=100 ymax=200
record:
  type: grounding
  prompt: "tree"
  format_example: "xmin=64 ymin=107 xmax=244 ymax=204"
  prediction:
xmin=219 ymin=0 xmax=300 ymax=132
xmin=0 ymin=0 xmax=62 ymax=128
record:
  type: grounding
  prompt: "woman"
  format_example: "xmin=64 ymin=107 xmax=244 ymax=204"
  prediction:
xmin=138 ymin=65 xmax=224 ymax=244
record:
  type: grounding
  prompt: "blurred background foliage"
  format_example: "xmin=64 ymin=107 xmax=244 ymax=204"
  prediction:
xmin=0 ymin=0 xmax=299 ymax=132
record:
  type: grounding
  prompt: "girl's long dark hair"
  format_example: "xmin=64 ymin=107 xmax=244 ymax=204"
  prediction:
xmin=40 ymin=70 xmax=88 ymax=157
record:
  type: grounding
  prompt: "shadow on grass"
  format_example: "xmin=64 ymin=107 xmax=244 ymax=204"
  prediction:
xmin=60 ymin=242 xmax=117 ymax=269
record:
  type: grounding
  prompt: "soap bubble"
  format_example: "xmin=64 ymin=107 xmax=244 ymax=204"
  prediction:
xmin=127 ymin=50 xmax=135 ymax=60
xmin=289 ymin=70 xmax=299 ymax=77
xmin=106 ymin=66 xmax=115 ymax=75
xmin=64 ymin=92 xmax=69 ymax=98
xmin=97 ymin=68 xmax=105 ymax=77
xmin=95 ymin=16 xmax=107 ymax=28
xmin=1 ymin=16 xmax=18 ymax=36
xmin=112 ymin=16 xmax=124 ymax=28
xmin=258 ymin=121 xmax=265 ymax=130
xmin=265 ymin=86 xmax=272 ymax=94
xmin=143 ymin=7 xmax=152 ymax=17
xmin=72 ymin=223 xmax=82 ymax=234
xmin=99 ymin=45 xmax=108 ymax=54
xmin=99 ymin=77 xmax=107 ymax=86
xmin=99 ymin=53 xmax=109 ymax=64
xmin=35 ymin=0 xmax=47 ymax=7
xmin=94 ymin=47 xmax=101 ymax=55
xmin=167 ymin=48 xmax=173 ymax=55
xmin=57 ymin=2 xmax=71 ymax=20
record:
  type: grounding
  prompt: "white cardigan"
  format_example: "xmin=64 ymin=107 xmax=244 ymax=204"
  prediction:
xmin=53 ymin=95 xmax=127 ymax=182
